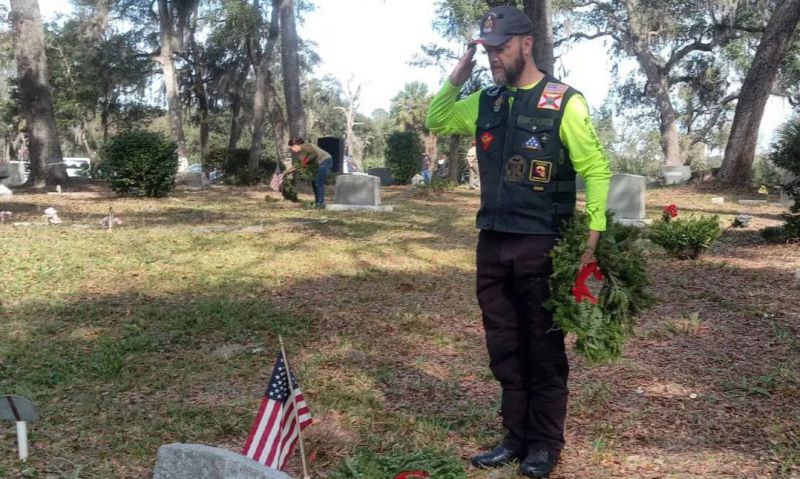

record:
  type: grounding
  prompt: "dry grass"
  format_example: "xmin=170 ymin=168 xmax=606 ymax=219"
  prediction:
xmin=0 ymin=182 xmax=798 ymax=479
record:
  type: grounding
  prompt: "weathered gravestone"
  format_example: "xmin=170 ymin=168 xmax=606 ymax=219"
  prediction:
xmin=366 ymin=168 xmax=395 ymax=186
xmin=153 ymin=443 xmax=291 ymax=479
xmin=662 ymin=165 xmax=692 ymax=185
xmin=1 ymin=395 xmax=39 ymax=461
xmin=0 ymin=161 xmax=27 ymax=187
xmin=607 ymin=173 xmax=650 ymax=226
xmin=326 ymin=174 xmax=393 ymax=212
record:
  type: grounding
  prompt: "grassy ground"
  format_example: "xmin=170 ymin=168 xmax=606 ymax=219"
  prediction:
xmin=1 ymin=181 xmax=798 ymax=478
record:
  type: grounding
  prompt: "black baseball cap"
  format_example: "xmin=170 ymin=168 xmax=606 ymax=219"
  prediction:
xmin=473 ymin=6 xmax=533 ymax=47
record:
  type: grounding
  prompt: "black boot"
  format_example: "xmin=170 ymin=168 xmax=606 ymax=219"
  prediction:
xmin=520 ymin=449 xmax=559 ymax=478
xmin=470 ymin=444 xmax=524 ymax=469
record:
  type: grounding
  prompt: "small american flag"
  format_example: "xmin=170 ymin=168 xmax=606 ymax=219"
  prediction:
xmin=242 ymin=353 xmax=312 ymax=470
xmin=269 ymin=172 xmax=284 ymax=192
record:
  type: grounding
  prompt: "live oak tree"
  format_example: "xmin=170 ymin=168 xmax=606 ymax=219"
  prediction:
xmin=248 ymin=0 xmax=287 ymax=175
xmin=566 ymin=0 xmax=751 ymax=167
xmin=154 ymin=0 xmax=195 ymax=172
xmin=9 ymin=0 xmax=68 ymax=187
xmin=278 ymin=0 xmax=305 ymax=141
xmin=718 ymin=0 xmax=800 ymax=186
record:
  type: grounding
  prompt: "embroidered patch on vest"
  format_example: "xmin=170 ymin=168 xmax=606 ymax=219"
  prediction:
xmin=480 ymin=131 xmax=495 ymax=151
xmin=529 ymin=160 xmax=552 ymax=183
xmin=505 ymin=155 xmax=525 ymax=182
xmin=544 ymin=82 xmax=569 ymax=94
xmin=539 ymin=132 xmax=550 ymax=145
xmin=492 ymin=93 xmax=506 ymax=112
xmin=524 ymin=135 xmax=542 ymax=150
xmin=486 ymin=86 xmax=502 ymax=97
xmin=538 ymin=92 xmax=564 ymax=111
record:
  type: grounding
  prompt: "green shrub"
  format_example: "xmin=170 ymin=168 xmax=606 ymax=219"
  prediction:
xmin=385 ymin=131 xmax=423 ymax=184
xmin=648 ymin=215 xmax=722 ymax=259
xmin=752 ymin=155 xmax=784 ymax=189
xmin=761 ymin=213 xmax=800 ymax=243
xmin=769 ymin=117 xmax=800 ymax=213
xmin=206 ymin=148 xmax=279 ymax=186
xmin=99 ymin=130 xmax=178 ymax=197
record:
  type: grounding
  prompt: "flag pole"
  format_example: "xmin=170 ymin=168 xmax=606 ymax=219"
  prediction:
xmin=279 ymin=335 xmax=311 ymax=479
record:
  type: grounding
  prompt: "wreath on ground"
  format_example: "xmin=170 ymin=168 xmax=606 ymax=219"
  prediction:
xmin=546 ymin=212 xmax=652 ymax=365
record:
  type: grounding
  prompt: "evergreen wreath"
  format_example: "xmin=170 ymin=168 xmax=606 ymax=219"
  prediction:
xmin=546 ymin=212 xmax=652 ymax=364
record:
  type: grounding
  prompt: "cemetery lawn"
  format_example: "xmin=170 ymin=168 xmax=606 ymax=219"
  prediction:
xmin=1 ymin=183 xmax=798 ymax=479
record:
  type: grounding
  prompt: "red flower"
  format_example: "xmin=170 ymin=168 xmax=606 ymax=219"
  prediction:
xmin=394 ymin=472 xmax=429 ymax=479
xmin=662 ymin=204 xmax=678 ymax=221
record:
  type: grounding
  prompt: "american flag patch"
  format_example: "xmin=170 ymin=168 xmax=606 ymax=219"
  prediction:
xmin=544 ymin=82 xmax=569 ymax=94
xmin=524 ymin=135 xmax=542 ymax=150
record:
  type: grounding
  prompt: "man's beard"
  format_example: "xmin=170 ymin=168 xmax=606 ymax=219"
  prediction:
xmin=493 ymin=44 xmax=526 ymax=86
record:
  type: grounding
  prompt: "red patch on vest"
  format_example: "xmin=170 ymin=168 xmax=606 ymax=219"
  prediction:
xmin=480 ymin=131 xmax=495 ymax=151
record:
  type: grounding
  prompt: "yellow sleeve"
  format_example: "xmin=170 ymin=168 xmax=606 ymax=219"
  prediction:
xmin=560 ymin=94 xmax=612 ymax=231
xmin=425 ymin=80 xmax=481 ymax=136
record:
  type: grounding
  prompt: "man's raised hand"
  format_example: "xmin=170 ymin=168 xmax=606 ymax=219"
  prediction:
xmin=449 ymin=44 xmax=477 ymax=87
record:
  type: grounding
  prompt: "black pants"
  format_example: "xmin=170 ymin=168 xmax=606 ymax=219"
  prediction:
xmin=476 ymin=230 xmax=569 ymax=454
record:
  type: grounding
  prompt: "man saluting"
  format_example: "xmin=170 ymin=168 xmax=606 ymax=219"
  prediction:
xmin=425 ymin=6 xmax=611 ymax=478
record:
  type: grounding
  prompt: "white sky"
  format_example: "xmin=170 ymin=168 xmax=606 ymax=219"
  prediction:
xmin=32 ymin=0 xmax=797 ymax=150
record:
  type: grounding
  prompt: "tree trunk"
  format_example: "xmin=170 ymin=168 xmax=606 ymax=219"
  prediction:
xmin=654 ymin=80 xmax=683 ymax=167
xmin=279 ymin=0 xmax=305 ymax=140
xmin=718 ymin=0 xmax=800 ymax=186
xmin=192 ymin=54 xmax=209 ymax=162
xmin=228 ymin=60 xmax=250 ymax=150
xmin=10 ymin=0 xmax=67 ymax=188
xmin=621 ymin=0 xmax=683 ymax=167
xmin=249 ymin=0 xmax=282 ymax=173
xmin=523 ymin=0 xmax=554 ymax=75
xmin=266 ymin=72 xmax=290 ymax=167
xmin=157 ymin=0 xmax=189 ymax=172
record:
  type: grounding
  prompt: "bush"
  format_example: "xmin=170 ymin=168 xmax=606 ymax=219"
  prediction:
xmin=761 ymin=213 xmax=800 ymax=243
xmin=206 ymin=148 xmax=279 ymax=186
xmin=385 ymin=131 xmax=423 ymax=184
xmin=648 ymin=213 xmax=721 ymax=259
xmin=99 ymin=131 xmax=178 ymax=197
xmin=769 ymin=117 xmax=800 ymax=213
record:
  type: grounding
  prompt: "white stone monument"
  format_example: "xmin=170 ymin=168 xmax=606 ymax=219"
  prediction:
xmin=153 ymin=443 xmax=291 ymax=479
xmin=662 ymin=165 xmax=692 ymax=185
xmin=326 ymin=174 xmax=393 ymax=212
xmin=0 ymin=161 xmax=27 ymax=186
xmin=607 ymin=173 xmax=651 ymax=226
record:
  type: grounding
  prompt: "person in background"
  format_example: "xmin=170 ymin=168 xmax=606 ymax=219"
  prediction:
xmin=288 ymin=138 xmax=332 ymax=208
xmin=466 ymin=139 xmax=479 ymax=189
xmin=425 ymin=5 xmax=611 ymax=478
xmin=420 ymin=153 xmax=432 ymax=184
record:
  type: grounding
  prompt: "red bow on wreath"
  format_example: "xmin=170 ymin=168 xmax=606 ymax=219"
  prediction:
xmin=393 ymin=472 xmax=429 ymax=479
xmin=572 ymin=262 xmax=604 ymax=304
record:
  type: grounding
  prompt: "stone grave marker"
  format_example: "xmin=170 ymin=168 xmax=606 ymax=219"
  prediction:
xmin=326 ymin=174 xmax=393 ymax=212
xmin=662 ymin=165 xmax=691 ymax=185
xmin=0 ymin=161 xmax=27 ymax=187
xmin=1 ymin=395 xmax=39 ymax=461
xmin=607 ymin=173 xmax=651 ymax=226
xmin=153 ymin=443 xmax=291 ymax=479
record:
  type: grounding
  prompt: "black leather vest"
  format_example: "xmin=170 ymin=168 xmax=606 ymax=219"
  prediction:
xmin=475 ymin=75 xmax=578 ymax=234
